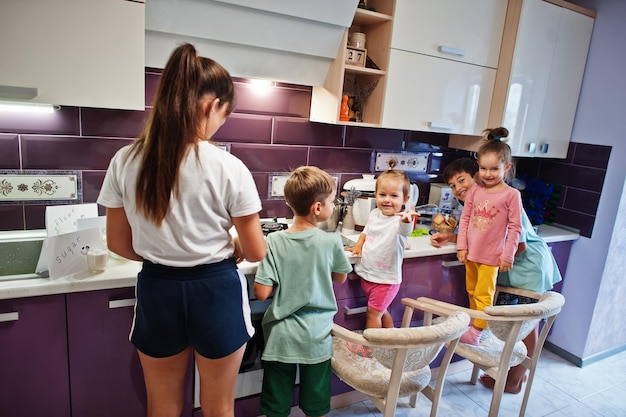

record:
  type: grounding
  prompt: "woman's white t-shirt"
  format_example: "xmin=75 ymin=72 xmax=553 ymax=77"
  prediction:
xmin=97 ymin=141 xmax=262 ymax=267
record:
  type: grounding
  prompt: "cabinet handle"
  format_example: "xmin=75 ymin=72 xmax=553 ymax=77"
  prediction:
xmin=428 ymin=121 xmax=454 ymax=131
xmin=109 ymin=298 xmax=136 ymax=309
xmin=437 ymin=45 xmax=465 ymax=57
xmin=442 ymin=260 xmax=464 ymax=268
xmin=344 ymin=306 xmax=367 ymax=316
xmin=0 ymin=312 xmax=19 ymax=322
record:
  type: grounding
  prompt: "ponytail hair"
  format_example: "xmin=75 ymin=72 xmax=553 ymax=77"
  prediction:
xmin=131 ymin=43 xmax=235 ymax=225
xmin=478 ymin=127 xmax=515 ymax=181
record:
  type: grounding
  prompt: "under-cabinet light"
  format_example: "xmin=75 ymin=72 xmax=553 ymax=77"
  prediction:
xmin=0 ymin=101 xmax=57 ymax=113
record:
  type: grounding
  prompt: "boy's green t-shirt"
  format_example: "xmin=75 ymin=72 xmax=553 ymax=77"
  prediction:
xmin=255 ymin=228 xmax=352 ymax=364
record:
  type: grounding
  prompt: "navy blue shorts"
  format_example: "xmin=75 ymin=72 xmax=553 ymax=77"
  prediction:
xmin=130 ymin=257 xmax=254 ymax=359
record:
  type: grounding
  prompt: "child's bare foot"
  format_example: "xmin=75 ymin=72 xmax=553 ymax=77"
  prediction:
xmin=479 ymin=373 xmax=528 ymax=394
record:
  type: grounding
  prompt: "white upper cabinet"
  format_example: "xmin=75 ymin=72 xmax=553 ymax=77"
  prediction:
xmin=0 ymin=0 xmax=145 ymax=110
xmin=450 ymin=0 xmax=595 ymax=158
xmin=391 ymin=0 xmax=507 ymax=68
xmin=381 ymin=49 xmax=496 ymax=135
xmin=380 ymin=0 xmax=506 ymax=134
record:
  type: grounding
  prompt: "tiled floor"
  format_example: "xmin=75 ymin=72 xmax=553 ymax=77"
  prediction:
xmin=327 ymin=348 xmax=626 ymax=417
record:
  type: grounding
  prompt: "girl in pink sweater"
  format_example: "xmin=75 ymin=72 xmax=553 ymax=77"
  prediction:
xmin=456 ymin=127 xmax=522 ymax=345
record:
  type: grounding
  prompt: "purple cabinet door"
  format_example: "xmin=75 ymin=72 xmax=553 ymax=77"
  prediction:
xmin=390 ymin=255 xmax=469 ymax=326
xmin=0 ymin=294 xmax=71 ymax=417
xmin=66 ymin=287 xmax=146 ymax=417
xmin=548 ymin=241 xmax=573 ymax=293
xmin=66 ymin=287 xmax=194 ymax=417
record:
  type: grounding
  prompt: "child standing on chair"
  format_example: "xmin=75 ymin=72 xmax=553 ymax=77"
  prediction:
xmin=456 ymin=128 xmax=522 ymax=345
xmin=254 ymin=166 xmax=352 ymax=417
xmin=350 ymin=170 xmax=418 ymax=334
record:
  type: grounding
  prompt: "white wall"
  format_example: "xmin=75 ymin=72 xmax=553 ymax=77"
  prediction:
xmin=547 ymin=0 xmax=626 ymax=360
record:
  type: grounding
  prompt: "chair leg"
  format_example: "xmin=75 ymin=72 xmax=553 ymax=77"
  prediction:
xmin=489 ymin=366 xmax=509 ymax=417
xmin=519 ymin=367 xmax=536 ymax=417
xmin=470 ymin=364 xmax=480 ymax=384
xmin=409 ymin=391 xmax=418 ymax=407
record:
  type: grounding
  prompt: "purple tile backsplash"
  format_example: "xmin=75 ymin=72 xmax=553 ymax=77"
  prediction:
xmin=518 ymin=142 xmax=612 ymax=238
xmin=0 ymin=69 xmax=610 ymax=235
xmin=0 ymin=106 xmax=80 ymax=136
xmin=0 ymin=134 xmax=19 ymax=169
xmin=274 ymin=118 xmax=344 ymax=147
xmin=214 ymin=114 xmax=273 ymax=144
xmin=345 ymin=126 xmax=404 ymax=150
xmin=21 ymin=136 xmax=133 ymax=170
xmin=230 ymin=143 xmax=308 ymax=172
xmin=81 ymin=108 xmax=147 ymax=138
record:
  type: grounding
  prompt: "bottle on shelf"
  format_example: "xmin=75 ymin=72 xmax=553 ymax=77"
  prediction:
xmin=339 ymin=94 xmax=350 ymax=121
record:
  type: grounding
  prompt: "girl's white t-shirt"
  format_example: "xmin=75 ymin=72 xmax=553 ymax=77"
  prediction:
xmin=97 ymin=141 xmax=262 ymax=267
xmin=354 ymin=208 xmax=413 ymax=284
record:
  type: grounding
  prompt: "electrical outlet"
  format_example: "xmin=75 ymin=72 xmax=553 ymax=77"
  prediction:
xmin=270 ymin=175 xmax=290 ymax=198
xmin=375 ymin=152 xmax=429 ymax=173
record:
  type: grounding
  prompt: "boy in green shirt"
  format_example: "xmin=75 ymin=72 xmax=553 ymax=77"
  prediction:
xmin=255 ymin=166 xmax=352 ymax=417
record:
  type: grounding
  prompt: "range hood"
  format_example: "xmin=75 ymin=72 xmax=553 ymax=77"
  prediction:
xmin=145 ymin=0 xmax=359 ymax=86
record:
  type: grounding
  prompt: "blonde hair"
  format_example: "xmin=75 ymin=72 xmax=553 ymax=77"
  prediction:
xmin=375 ymin=169 xmax=411 ymax=198
xmin=284 ymin=166 xmax=336 ymax=216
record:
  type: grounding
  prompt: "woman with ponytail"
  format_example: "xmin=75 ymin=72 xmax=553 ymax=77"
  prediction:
xmin=98 ymin=43 xmax=266 ymax=417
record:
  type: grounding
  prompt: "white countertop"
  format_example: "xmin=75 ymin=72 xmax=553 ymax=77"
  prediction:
xmin=0 ymin=224 xmax=579 ymax=300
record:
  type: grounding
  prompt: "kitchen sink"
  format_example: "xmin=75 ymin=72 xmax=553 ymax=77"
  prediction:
xmin=0 ymin=229 xmax=49 ymax=281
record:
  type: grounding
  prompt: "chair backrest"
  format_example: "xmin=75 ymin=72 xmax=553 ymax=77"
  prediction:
xmin=484 ymin=291 xmax=565 ymax=343
xmin=361 ymin=310 xmax=469 ymax=372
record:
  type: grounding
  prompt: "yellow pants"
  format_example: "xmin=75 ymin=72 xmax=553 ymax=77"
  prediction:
xmin=465 ymin=260 xmax=498 ymax=329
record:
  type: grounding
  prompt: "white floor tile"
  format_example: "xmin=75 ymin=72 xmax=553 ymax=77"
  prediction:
xmin=328 ymin=348 xmax=626 ymax=417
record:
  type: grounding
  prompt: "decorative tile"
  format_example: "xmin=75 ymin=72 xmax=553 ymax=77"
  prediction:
xmin=0 ymin=170 xmax=81 ymax=204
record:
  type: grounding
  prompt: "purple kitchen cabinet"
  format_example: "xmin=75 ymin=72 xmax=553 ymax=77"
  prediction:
xmin=66 ymin=287 xmax=194 ymax=417
xmin=390 ymin=254 xmax=469 ymax=327
xmin=0 ymin=294 xmax=71 ymax=417
xmin=548 ymin=241 xmax=573 ymax=293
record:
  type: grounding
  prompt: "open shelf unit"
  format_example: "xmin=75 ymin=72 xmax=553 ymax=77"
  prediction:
xmin=310 ymin=0 xmax=394 ymax=126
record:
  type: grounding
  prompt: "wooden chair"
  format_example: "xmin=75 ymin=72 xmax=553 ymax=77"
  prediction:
xmin=415 ymin=287 xmax=565 ymax=417
xmin=331 ymin=297 xmax=470 ymax=417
